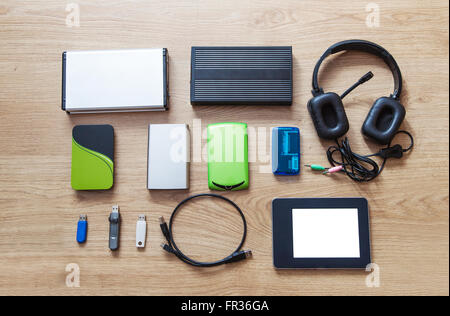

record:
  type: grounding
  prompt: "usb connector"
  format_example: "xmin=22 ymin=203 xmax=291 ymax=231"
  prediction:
xmin=159 ymin=216 xmax=170 ymax=240
xmin=112 ymin=205 xmax=119 ymax=213
xmin=224 ymin=250 xmax=253 ymax=264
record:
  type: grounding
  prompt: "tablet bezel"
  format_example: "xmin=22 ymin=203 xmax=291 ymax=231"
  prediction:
xmin=272 ymin=198 xmax=371 ymax=269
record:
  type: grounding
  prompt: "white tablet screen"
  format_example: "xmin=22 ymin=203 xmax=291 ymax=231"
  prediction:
xmin=292 ymin=208 xmax=361 ymax=258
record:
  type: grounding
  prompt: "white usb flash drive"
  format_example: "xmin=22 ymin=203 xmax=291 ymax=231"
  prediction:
xmin=136 ymin=215 xmax=147 ymax=248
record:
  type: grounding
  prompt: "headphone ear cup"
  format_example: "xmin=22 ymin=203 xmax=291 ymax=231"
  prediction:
xmin=307 ymin=92 xmax=349 ymax=140
xmin=362 ymin=97 xmax=406 ymax=145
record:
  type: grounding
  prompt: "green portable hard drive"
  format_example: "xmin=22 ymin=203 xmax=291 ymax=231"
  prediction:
xmin=207 ymin=123 xmax=249 ymax=191
xmin=71 ymin=125 xmax=114 ymax=190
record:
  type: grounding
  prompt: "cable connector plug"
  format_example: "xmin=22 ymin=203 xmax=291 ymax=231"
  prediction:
xmin=323 ymin=165 xmax=344 ymax=174
xmin=159 ymin=216 xmax=171 ymax=241
xmin=159 ymin=217 xmax=176 ymax=255
xmin=305 ymin=164 xmax=328 ymax=171
xmin=160 ymin=243 xmax=175 ymax=254
xmin=224 ymin=250 xmax=253 ymax=264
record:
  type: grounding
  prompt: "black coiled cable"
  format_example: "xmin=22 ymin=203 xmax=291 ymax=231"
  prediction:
xmin=159 ymin=193 xmax=252 ymax=267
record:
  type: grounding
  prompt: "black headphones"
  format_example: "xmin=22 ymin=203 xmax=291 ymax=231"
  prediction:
xmin=308 ymin=39 xmax=406 ymax=145
xmin=305 ymin=40 xmax=414 ymax=182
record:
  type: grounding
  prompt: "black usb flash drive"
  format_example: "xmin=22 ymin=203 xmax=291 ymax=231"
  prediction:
xmin=109 ymin=205 xmax=120 ymax=251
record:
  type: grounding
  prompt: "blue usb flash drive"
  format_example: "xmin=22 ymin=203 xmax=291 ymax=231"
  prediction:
xmin=77 ymin=215 xmax=87 ymax=243
xmin=272 ymin=127 xmax=300 ymax=175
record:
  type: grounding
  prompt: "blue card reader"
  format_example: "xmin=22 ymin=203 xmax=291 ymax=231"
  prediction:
xmin=272 ymin=127 xmax=300 ymax=175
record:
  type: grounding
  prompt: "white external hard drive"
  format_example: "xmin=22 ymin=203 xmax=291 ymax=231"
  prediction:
xmin=147 ymin=124 xmax=190 ymax=190
xmin=62 ymin=48 xmax=168 ymax=113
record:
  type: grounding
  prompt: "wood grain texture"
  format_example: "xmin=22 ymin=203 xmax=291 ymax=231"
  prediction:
xmin=0 ymin=0 xmax=448 ymax=296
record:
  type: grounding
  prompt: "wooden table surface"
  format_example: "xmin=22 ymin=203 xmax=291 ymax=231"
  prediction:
xmin=0 ymin=0 xmax=448 ymax=296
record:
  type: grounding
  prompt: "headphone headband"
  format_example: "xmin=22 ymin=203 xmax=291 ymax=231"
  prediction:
xmin=312 ymin=40 xmax=403 ymax=100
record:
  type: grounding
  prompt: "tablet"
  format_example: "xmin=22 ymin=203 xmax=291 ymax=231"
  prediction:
xmin=272 ymin=198 xmax=371 ymax=269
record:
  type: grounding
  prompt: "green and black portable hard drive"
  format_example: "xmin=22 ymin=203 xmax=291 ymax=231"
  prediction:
xmin=207 ymin=122 xmax=249 ymax=191
xmin=71 ymin=125 xmax=114 ymax=190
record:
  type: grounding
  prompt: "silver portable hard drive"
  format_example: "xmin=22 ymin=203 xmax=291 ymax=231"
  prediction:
xmin=62 ymin=48 xmax=168 ymax=113
xmin=147 ymin=124 xmax=190 ymax=190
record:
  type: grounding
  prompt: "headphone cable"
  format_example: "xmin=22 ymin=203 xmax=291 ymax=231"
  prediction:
xmin=325 ymin=131 xmax=414 ymax=182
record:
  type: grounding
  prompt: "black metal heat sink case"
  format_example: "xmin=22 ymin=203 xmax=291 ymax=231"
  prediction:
xmin=190 ymin=46 xmax=292 ymax=106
